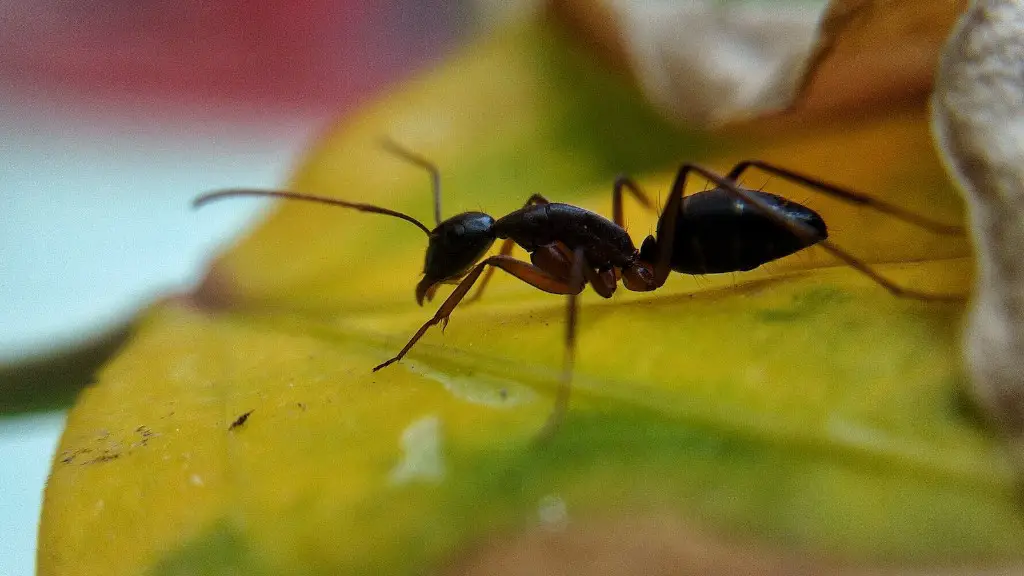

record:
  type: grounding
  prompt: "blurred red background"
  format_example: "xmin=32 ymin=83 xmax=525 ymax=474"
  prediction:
xmin=0 ymin=0 xmax=468 ymax=118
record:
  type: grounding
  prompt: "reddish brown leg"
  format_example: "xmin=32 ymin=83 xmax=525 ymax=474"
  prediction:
xmin=585 ymin=267 xmax=617 ymax=299
xmin=613 ymin=175 xmax=657 ymax=228
xmin=530 ymin=243 xmax=572 ymax=279
xmin=466 ymin=194 xmax=552 ymax=304
xmin=537 ymin=246 xmax=589 ymax=441
xmin=526 ymin=243 xmax=615 ymax=298
xmin=373 ymin=254 xmax=582 ymax=371
xmin=654 ymin=164 xmax=965 ymax=301
xmin=464 ymin=237 xmax=516 ymax=304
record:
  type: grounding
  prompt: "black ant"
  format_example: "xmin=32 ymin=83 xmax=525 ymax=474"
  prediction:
xmin=194 ymin=141 xmax=964 ymax=437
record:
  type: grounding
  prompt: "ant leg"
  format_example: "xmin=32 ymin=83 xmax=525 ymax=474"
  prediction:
xmin=464 ymin=238 xmax=516 ymax=304
xmin=725 ymin=160 xmax=964 ymax=235
xmin=667 ymin=164 xmax=964 ymax=301
xmin=814 ymin=239 xmax=964 ymax=301
xmin=381 ymin=139 xmax=444 ymax=227
xmin=586 ymin=267 xmax=617 ymax=299
xmin=373 ymin=255 xmax=583 ymax=371
xmin=648 ymin=165 xmax=701 ymax=287
xmin=537 ymin=246 xmax=589 ymax=441
xmin=527 ymin=242 xmax=616 ymax=298
xmin=612 ymin=175 xmax=657 ymax=228
xmin=466 ymin=194 xmax=552 ymax=304
xmin=535 ymin=241 xmax=615 ymax=298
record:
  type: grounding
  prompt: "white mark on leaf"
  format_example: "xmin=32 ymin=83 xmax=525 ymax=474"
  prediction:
xmin=538 ymin=494 xmax=569 ymax=532
xmin=389 ymin=415 xmax=445 ymax=486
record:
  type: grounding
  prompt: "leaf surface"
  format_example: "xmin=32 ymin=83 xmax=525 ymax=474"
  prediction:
xmin=40 ymin=19 xmax=1019 ymax=576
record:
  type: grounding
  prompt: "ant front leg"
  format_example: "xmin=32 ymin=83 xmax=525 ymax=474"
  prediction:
xmin=463 ymin=238 xmax=515 ymax=304
xmin=374 ymin=254 xmax=583 ymax=371
xmin=466 ymin=193 xmax=552 ymax=304
xmin=725 ymin=160 xmax=965 ymax=236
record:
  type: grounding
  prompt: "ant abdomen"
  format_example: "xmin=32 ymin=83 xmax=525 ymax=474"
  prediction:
xmin=665 ymin=189 xmax=828 ymax=274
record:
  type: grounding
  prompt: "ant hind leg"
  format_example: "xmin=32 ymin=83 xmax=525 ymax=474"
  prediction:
xmin=816 ymin=240 xmax=964 ymax=302
xmin=725 ymin=160 xmax=964 ymax=235
xmin=681 ymin=164 xmax=965 ymax=302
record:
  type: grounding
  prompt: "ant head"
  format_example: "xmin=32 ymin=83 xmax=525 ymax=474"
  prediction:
xmin=622 ymin=235 xmax=658 ymax=292
xmin=415 ymin=211 xmax=496 ymax=305
xmin=191 ymin=188 xmax=497 ymax=306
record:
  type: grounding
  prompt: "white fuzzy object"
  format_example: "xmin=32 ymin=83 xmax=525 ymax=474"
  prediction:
xmin=932 ymin=0 xmax=1024 ymax=453
xmin=607 ymin=0 xmax=825 ymax=125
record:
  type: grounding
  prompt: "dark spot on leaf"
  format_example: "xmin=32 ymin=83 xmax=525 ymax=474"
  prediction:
xmin=59 ymin=447 xmax=91 ymax=465
xmin=60 ymin=425 xmax=159 ymax=465
xmin=229 ymin=410 xmax=254 ymax=431
xmin=91 ymin=451 xmax=121 ymax=464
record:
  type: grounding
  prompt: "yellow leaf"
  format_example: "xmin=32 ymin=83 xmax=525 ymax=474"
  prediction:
xmin=40 ymin=20 xmax=1020 ymax=575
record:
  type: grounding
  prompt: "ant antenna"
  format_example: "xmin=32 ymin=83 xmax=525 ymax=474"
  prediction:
xmin=193 ymin=189 xmax=431 ymax=236
xmin=380 ymin=138 xmax=444 ymax=226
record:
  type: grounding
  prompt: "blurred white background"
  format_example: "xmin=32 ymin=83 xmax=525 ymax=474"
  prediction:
xmin=0 ymin=0 xmax=483 ymax=572
xmin=0 ymin=93 xmax=319 ymax=576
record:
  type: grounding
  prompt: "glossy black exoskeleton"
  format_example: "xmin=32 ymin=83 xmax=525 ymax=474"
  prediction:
xmin=643 ymin=190 xmax=828 ymax=275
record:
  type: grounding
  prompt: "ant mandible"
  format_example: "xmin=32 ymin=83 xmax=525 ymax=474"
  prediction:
xmin=194 ymin=141 xmax=964 ymax=438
